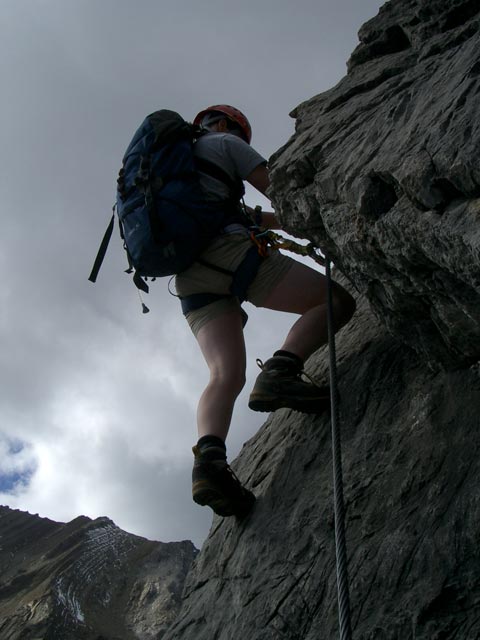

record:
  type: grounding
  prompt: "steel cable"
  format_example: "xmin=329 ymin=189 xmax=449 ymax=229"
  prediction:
xmin=325 ymin=254 xmax=353 ymax=640
xmin=260 ymin=231 xmax=353 ymax=637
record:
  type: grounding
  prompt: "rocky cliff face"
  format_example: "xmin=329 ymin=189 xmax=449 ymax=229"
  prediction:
xmin=271 ymin=0 xmax=480 ymax=370
xmin=164 ymin=1 xmax=480 ymax=639
xmin=0 ymin=506 xmax=197 ymax=640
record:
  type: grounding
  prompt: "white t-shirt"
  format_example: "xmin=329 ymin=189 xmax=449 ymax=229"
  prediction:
xmin=194 ymin=132 xmax=267 ymax=202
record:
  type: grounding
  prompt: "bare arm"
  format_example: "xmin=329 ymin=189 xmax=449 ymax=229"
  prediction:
xmin=246 ymin=163 xmax=270 ymax=195
xmin=245 ymin=164 xmax=282 ymax=230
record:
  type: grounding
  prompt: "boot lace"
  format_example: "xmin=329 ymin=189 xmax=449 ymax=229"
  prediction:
xmin=255 ymin=358 xmax=325 ymax=388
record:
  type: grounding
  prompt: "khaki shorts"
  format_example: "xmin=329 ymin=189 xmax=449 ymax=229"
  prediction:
xmin=175 ymin=232 xmax=295 ymax=336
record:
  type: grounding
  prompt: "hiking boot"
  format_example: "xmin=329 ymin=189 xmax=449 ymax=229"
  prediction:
xmin=248 ymin=355 xmax=331 ymax=414
xmin=192 ymin=446 xmax=256 ymax=518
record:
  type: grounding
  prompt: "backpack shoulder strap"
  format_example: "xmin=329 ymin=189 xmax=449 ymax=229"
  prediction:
xmin=195 ymin=156 xmax=245 ymax=200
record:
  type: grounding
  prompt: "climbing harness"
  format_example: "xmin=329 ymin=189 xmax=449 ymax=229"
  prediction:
xmin=178 ymin=243 xmax=265 ymax=316
xmin=325 ymin=253 xmax=352 ymax=640
xmin=178 ymin=228 xmax=323 ymax=314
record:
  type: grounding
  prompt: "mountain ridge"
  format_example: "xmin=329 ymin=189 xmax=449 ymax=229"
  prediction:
xmin=0 ymin=505 xmax=197 ymax=640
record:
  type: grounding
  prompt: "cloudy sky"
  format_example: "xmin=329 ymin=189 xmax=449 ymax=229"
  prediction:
xmin=1 ymin=0 xmax=384 ymax=548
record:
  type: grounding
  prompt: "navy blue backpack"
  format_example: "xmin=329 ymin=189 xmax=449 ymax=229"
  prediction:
xmin=89 ymin=109 xmax=245 ymax=298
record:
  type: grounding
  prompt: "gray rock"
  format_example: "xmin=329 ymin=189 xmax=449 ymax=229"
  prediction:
xmin=164 ymin=288 xmax=480 ymax=640
xmin=163 ymin=1 xmax=480 ymax=638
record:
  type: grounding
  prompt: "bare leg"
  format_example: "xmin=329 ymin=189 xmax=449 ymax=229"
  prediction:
xmin=260 ymin=261 xmax=355 ymax=360
xmin=247 ymin=261 xmax=355 ymax=413
xmin=195 ymin=309 xmax=246 ymax=442
xmin=192 ymin=310 xmax=255 ymax=517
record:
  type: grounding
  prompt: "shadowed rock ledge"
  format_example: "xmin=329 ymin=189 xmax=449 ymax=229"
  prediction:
xmin=163 ymin=1 xmax=480 ymax=639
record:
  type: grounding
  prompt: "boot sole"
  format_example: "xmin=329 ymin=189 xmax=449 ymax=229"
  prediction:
xmin=193 ymin=487 xmax=255 ymax=518
xmin=248 ymin=393 xmax=330 ymax=414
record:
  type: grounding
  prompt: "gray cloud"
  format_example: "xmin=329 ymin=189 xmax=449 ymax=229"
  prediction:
xmin=1 ymin=0 xmax=384 ymax=546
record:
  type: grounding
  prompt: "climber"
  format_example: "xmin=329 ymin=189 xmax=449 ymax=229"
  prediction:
xmin=176 ymin=105 xmax=356 ymax=519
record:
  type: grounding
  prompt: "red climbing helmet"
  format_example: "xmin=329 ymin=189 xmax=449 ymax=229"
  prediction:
xmin=193 ymin=104 xmax=252 ymax=144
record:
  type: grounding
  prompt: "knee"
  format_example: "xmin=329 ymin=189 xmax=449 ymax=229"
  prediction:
xmin=332 ymin=283 xmax=356 ymax=328
xmin=210 ymin=367 xmax=246 ymax=398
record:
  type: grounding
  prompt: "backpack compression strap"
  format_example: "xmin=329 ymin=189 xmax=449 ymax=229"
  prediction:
xmin=88 ymin=210 xmax=115 ymax=283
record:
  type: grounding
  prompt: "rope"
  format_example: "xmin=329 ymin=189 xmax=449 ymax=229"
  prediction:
xmin=325 ymin=254 xmax=352 ymax=640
